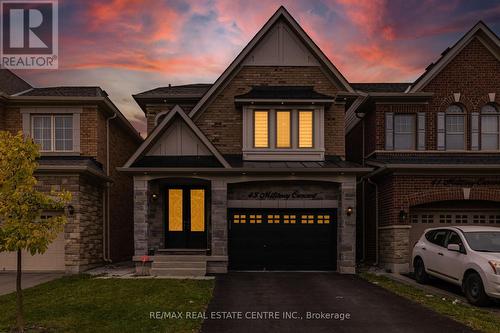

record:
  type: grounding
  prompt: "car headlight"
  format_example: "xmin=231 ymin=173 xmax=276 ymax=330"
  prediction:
xmin=489 ymin=260 xmax=500 ymax=275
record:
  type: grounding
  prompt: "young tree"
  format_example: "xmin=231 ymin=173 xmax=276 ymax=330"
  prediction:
xmin=0 ymin=131 xmax=71 ymax=333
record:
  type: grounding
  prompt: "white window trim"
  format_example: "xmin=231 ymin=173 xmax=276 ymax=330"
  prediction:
xmin=21 ymin=108 xmax=81 ymax=155
xmin=242 ymin=105 xmax=324 ymax=161
xmin=480 ymin=105 xmax=500 ymax=151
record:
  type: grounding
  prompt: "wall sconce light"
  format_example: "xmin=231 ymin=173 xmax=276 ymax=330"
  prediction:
xmin=399 ymin=210 xmax=408 ymax=222
xmin=151 ymin=193 xmax=159 ymax=202
xmin=346 ymin=207 xmax=353 ymax=216
xmin=67 ymin=205 xmax=75 ymax=216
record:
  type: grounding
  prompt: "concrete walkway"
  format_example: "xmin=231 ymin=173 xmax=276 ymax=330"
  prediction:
xmin=0 ymin=273 xmax=63 ymax=296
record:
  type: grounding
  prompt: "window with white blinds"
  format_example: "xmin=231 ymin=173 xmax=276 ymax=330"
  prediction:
xmin=481 ymin=104 xmax=500 ymax=150
xmin=276 ymin=111 xmax=291 ymax=148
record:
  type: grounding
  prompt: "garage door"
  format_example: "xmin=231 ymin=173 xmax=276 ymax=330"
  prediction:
xmin=228 ymin=209 xmax=337 ymax=271
xmin=410 ymin=210 xmax=500 ymax=254
xmin=0 ymin=233 xmax=65 ymax=272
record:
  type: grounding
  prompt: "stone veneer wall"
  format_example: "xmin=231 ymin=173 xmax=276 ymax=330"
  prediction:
xmin=378 ymin=226 xmax=411 ymax=273
xmin=36 ymin=173 xmax=104 ymax=273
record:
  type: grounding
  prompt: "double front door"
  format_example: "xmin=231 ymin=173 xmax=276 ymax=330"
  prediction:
xmin=166 ymin=187 xmax=208 ymax=249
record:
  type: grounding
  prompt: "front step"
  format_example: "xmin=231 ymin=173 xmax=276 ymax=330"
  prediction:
xmin=151 ymin=254 xmax=208 ymax=277
xmin=154 ymin=255 xmax=207 ymax=262
xmin=152 ymin=261 xmax=206 ymax=269
xmin=156 ymin=249 xmax=208 ymax=255
xmin=151 ymin=268 xmax=206 ymax=277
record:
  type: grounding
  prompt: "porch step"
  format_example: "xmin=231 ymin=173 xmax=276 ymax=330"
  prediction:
xmin=156 ymin=249 xmax=208 ymax=255
xmin=151 ymin=268 xmax=206 ymax=277
xmin=151 ymin=254 xmax=208 ymax=276
xmin=152 ymin=261 xmax=206 ymax=269
xmin=153 ymin=255 xmax=207 ymax=263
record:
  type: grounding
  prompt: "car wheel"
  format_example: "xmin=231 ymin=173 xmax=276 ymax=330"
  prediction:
xmin=414 ymin=257 xmax=429 ymax=284
xmin=464 ymin=272 xmax=491 ymax=307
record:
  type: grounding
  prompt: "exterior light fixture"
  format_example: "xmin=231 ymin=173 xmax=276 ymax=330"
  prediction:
xmin=67 ymin=205 xmax=75 ymax=216
xmin=346 ymin=207 xmax=353 ymax=216
xmin=151 ymin=193 xmax=159 ymax=202
xmin=399 ymin=210 xmax=408 ymax=222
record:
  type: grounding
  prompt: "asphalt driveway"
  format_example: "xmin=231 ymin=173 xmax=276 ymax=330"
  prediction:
xmin=0 ymin=272 xmax=63 ymax=296
xmin=201 ymin=272 xmax=476 ymax=333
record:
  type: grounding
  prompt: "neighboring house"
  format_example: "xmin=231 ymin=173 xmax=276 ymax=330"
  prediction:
xmin=346 ymin=22 xmax=500 ymax=273
xmin=0 ymin=69 xmax=143 ymax=273
xmin=121 ymin=7 xmax=370 ymax=276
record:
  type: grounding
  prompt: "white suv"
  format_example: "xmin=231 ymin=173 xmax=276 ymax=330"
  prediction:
xmin=412 ymin=226 xmax=500 ymax=306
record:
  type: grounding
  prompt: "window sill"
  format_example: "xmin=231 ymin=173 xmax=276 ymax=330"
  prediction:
xmin=243 ymin=149 xmax=325 ymax=161
xmin=40 ymin=152 xmax=81 ymax=157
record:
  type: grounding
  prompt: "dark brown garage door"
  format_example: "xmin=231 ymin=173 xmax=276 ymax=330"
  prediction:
xmin=228 ymin=209 xmax=337 ymax=271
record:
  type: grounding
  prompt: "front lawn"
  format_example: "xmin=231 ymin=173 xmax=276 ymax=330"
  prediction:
xmin=0 ymin=275 xmax=214 ymax=333
xmin=360 ymin=272 xmax=500 ymax=333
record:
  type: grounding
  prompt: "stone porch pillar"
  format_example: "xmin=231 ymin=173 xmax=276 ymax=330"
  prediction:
xmin=133 ymin=176 xmax=149 ymax=256
xmin=338 ymin=181 xmax=356 ymax=274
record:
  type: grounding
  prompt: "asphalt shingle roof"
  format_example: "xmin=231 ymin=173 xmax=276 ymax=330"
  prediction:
xmin=235 ymin=86 xmax=334 ymax=100
xmin=351 ymin=83 xmax=411 ymax=93
xmin=0 ymin=69 xmax=32 ymax=95
xmin=21 ymin=86 xmax=106 ymax=97
xmin=135 ymin=84 xmax=212 ymax=98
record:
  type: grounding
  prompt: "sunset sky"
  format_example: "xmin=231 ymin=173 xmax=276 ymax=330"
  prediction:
xmin=15 ymin=0 xmax=500 ymax=136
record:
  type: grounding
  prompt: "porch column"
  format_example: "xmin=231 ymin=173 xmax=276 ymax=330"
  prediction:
xmin=133 ymin=176 xmax=149 ymax=256
xmin=338 ymin=180 xmax=356 ymax=274
xmin=211 ymin=180 xmax=227 ymax=256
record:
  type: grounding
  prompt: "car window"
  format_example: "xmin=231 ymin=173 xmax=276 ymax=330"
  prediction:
xmin=425 ymin=230 xmax=435 ymax=241
xmin=428 ymin=229 xmax=448 ymax=247
xmin=446 ymin=231 xmax=463 ymax=246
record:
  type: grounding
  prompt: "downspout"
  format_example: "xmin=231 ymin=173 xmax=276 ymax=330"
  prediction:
xmin=103 ymin=111 xmax=117 ymax=263
xmin=362 ymin=165 xmax=387 ymax=266
xmin=355 ymin=111 xmax=366 ymax=261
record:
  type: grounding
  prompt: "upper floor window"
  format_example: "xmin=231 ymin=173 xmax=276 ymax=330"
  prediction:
xmin=393 ymin=114 xmax=416 ymax=150
xmin=445 ymin=104 xmax=465 ymax=150
xmin=385 ymin=112 xmax=425 ymax=151
xmin=243 ymin=106 xmax=324 ymax=161
xmin=32 ymin=114 xmax=73 ymax=152
xmin=480 ymin=104 xmax=500 ymax=150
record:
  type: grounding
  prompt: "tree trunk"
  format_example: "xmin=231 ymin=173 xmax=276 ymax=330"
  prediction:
xmin=16 ymin=249 xmax=24 ymax=333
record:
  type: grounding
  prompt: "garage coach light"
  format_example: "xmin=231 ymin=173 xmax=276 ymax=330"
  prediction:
xmin=399 ymin=210 xmax=408 ymax=222
xmin=151 ymin=193 xmax=159 ymax=202
xmin=346 ymin=207 xmax=353 ymax=216
xmin=67 ymin=205 xmax=75 ymax=216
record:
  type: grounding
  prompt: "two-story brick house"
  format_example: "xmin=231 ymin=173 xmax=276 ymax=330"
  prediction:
xmin=0 ymin=69 xmax=142 ymax=273
xmin=346 ymin=22 xmax=500 ymax=273
xmin=121 ymin=7 xmax=370 ymax=276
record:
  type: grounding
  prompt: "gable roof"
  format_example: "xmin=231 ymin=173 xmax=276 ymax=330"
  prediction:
xmin=123 ymin=105 xmax=231 ymax=168
xmin=0 ymin=69 xmax=32 ymax=95
xmin=409 ymin=21 xmax=500 ymax=92
xmin=188 ymin=6 xmax=353 ymax=120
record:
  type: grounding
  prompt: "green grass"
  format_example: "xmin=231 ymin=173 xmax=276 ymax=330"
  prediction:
xmin=0 ymin=275 xmax=214 ymax=333
xmin=360 ymin=272 xmax=500 ymax=333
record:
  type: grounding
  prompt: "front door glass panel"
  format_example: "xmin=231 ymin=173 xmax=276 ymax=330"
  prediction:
xmin=168 ymin=189 xmax=183 ymax=231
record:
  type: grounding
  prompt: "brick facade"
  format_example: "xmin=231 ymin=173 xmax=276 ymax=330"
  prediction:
xmin=195 ymin=66 xmax=346 ymax=157
xmin=350 ymin=35 xmax=500 ymax=272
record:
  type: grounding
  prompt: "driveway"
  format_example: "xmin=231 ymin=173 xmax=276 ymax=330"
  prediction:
xmin=0 ymin=272 xmax=63 ymax=296
xmin=201 ymin=272 xmax=475 ymax=333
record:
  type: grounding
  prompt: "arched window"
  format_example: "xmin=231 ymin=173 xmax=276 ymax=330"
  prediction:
xmin=481 ymin=104 xmax=500 ymax=150
xmin=445 ymin=104 xmax=465 ymax=150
